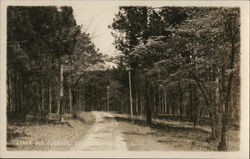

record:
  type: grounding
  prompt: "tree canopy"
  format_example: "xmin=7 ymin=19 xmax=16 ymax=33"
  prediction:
xmin=109 ymin=6 xmax=240 ymax=150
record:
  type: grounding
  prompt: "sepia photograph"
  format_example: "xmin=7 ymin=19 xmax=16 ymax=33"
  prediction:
xmin=0 ymin=0 xmax=249 ymax=158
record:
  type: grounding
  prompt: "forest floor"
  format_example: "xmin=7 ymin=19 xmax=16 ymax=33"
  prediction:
xmin=113 ymin=113 xmax=240 ymax=151
xmin=7 ymin=111 xmax=240 ymax=151
xmin=7 ymin=111 xmax=95 ymax=151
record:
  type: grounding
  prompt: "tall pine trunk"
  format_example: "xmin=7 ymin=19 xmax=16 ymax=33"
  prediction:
xmin=48 ymin=84 xmax=52 ymax=113
xmin=41 ymin=87 xmax=45 ymax=118
xmin=7 ymin=75 xmax=12 ymax=112
xmin=69 ymin=86 xmax=73 ymax=113
xmin=145 ymin=76 xmax=152 ymax=125
xmin=58 ymin=56 xmax=64 ymax=122
xmin=164 ymin=90 xmax=167 ymax=114
xmin=218 ymin=41 xmax=236 ymax=150
xmin=179 ymin=89 xmax=183 ymax=122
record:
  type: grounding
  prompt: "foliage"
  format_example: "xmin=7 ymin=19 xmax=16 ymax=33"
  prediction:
xmin=110 ymin=6 xmax=240 ymax=150
xmin=7 ymin=6 xmax=104 ymax=116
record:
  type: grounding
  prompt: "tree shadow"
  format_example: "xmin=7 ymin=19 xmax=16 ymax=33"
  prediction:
xmin=114 ymin=116 xmax=213 ymax=145
xmin=103 ymin=116 xmax=115 ymax=120
xmin=115 ymin=116 xmax=211 ymax=135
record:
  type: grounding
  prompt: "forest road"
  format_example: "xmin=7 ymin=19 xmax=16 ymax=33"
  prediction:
xmin=70 ymin=111 xmax=128 ymax=151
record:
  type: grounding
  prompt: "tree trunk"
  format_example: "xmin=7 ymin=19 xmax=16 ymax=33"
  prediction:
xmin=69 ymin=86 xmax=72 ymax=113
xmin=153 ymin=86 xmax=156 ymax=114
xmin=217 ymin=12 xmax=238 ymax=148
xmin=219 ymin=63 xmax=235 ymax=150
xmin=48 ymin=84 xmax=52 ymax=113
xmin=179 ymin=88 xmax=183 ymax=122
xmin=41 ymin=87 xmax=45 ymax=118
xmin=210 ymin=76 xmax=221 ymax=140
xmin=56 ymin=71 xmax=60 ymax=114
xmin=140 ymin=94 xmax=144 ymax=116
xmin=19 ymin=76 xmax=23 ymax=115
xmin=145 ymin=76 xmax=152 ymax=125
xmin=57 ymin=57 xmax=63 ymax=115
xmin=168 ymin=99 xmax=172 ymax=115
xmin=164 ymin=90 xmax=167 ymax=114
xmin=219 ymin=109 xmax=229 ymax=150
xmin=91 ymin=89 xmax=94 ymax=111
xmin=56 ymin=94 xmax=60 ymax=114
xmin=128 ymin=68 xmax=133 ymax=118
xmin=193 ymin=85 xmax=198 ymax=127
xmin=135 ymin=90 xmax=139 ymax=115
xmin=161 ymin=91 xmax=164 ymax=114
xmin=138 ymin=89 xmax=141 ymax=114
xmin=158 ymin=87 xmax=161 ymax=114
xmin=7 ymin=75 xmax=12 ymax=112
xmin=58 ymin=56 xmax=64 ymax=122
xmin=26 ymin=76 xmax=31 ymax=115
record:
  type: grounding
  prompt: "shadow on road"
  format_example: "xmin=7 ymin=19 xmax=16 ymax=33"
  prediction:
xmin=122 ymin=131 xmax=144 ymax=136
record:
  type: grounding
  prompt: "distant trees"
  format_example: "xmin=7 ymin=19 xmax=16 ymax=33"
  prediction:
xmin=109 ymin=7 xmax=240 ymax=150
xmin=63 ymin=31 xmax=104 ymax=112
xmin=7 ymin=6 xmax=104 ymax=120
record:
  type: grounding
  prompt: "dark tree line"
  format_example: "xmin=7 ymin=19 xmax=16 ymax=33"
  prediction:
xmin=7 ymin=6 xmax=104 ymax=120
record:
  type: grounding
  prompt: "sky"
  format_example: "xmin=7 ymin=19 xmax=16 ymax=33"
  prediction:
xmin=72 ymin=4 xmax=120 ymax=57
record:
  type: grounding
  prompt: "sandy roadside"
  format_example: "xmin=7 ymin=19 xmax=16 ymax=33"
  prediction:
xmin=7 ymin=111 xmax=95 ymax=151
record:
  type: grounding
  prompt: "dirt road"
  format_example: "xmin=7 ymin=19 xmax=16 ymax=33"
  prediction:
xmin=71 ymin=111 xmax=128 ymax=151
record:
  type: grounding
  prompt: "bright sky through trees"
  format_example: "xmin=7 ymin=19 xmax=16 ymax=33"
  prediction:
xmin=72 ymin=4 xmax=119 ymax=57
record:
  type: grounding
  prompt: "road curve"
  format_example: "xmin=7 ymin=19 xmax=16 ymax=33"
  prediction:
xmin=70 ymin=111 xmax=128 ymax=151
